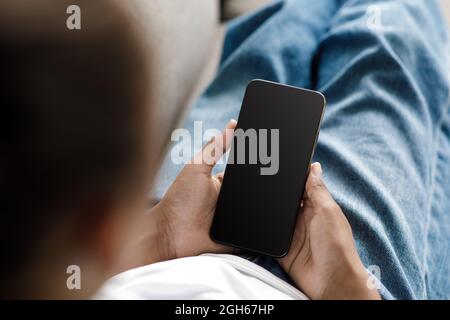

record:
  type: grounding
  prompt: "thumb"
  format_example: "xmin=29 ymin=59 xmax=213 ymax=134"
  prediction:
xmin=190 ymin=119 xmax=237 ymax=174
xmin=305 ymin=162 xmax=336 ymax=209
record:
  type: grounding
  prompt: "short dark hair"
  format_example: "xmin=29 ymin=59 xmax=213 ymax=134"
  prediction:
xmin=0 ymin=0 xmax=151 ymax=295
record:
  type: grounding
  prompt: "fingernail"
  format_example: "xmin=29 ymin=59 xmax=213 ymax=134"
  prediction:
xmin=311 ymin=162 xmax=322 ymax=178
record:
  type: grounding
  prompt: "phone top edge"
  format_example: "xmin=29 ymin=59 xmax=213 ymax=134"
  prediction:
xmin=248 ymin=79 xmax=326 ymax=105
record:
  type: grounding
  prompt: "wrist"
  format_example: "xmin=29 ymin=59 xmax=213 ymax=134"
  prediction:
xmin=149 ymin=201 xmax=177 ymax=261
xmin=321 ymin=259 xmax=381 ymax=300
xmin=113 ymin=203 xmax=175 ymax=274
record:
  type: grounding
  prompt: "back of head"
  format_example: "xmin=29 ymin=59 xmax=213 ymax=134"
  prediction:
xmin=0 ymin=0 xmax=152 ymax=297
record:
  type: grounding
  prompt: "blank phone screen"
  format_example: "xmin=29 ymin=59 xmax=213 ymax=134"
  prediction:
xmin=210 ymin=79 xmax=326 ymax=257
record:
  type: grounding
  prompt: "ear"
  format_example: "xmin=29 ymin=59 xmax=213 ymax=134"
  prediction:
xmin=66 ymin=190 xmax=148 ymax=295
xmin=86 ymin=194 xmax=148 ymax=278
xmin=67 ymin=196 xmax=127 ymax=284
xmin=27 ymin=197 xmax=125 ymax=299
xmin=85 ymin=200 xmax=132 ymax=278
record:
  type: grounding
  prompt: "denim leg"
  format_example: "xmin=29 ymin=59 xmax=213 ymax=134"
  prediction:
xmin=154 ymin=0 xmax=341 ymax=197
xmin=426 ymin=108 xmax=450 ymax=299
xmin=313 ymin=0 xmax=450 ymax=299
xmin=154 ymin=0 xmax=450 ymax=299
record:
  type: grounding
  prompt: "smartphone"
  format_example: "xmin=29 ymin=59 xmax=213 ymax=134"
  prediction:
xmin=210 ymin=79 xmax=326 ymax=257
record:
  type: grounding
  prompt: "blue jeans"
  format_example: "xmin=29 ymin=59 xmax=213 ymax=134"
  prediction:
xmin=155 ymin=0 xmax=450 ymax=299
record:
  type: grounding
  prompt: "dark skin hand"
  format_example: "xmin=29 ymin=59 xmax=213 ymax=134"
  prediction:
xmin=125 ymin=121 xmax=380 ymax=300
xmin=119 ymin=120 xmax=237 ymax=272
xmin=279 ymin=163 xmax=380 ymax=299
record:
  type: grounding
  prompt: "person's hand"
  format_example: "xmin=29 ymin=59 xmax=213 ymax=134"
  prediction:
xmin=155 ymin=120 xmax=237 ymax=260
xmin=279 ymin=163 xmax=381 ymax=300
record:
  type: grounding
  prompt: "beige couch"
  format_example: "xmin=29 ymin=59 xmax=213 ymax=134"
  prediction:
xmin=122 ymin=0 xmax=270 ymax=158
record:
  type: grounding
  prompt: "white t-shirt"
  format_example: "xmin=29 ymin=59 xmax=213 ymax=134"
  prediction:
xmin=95 ymin=254 xmax=308 ymax=300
